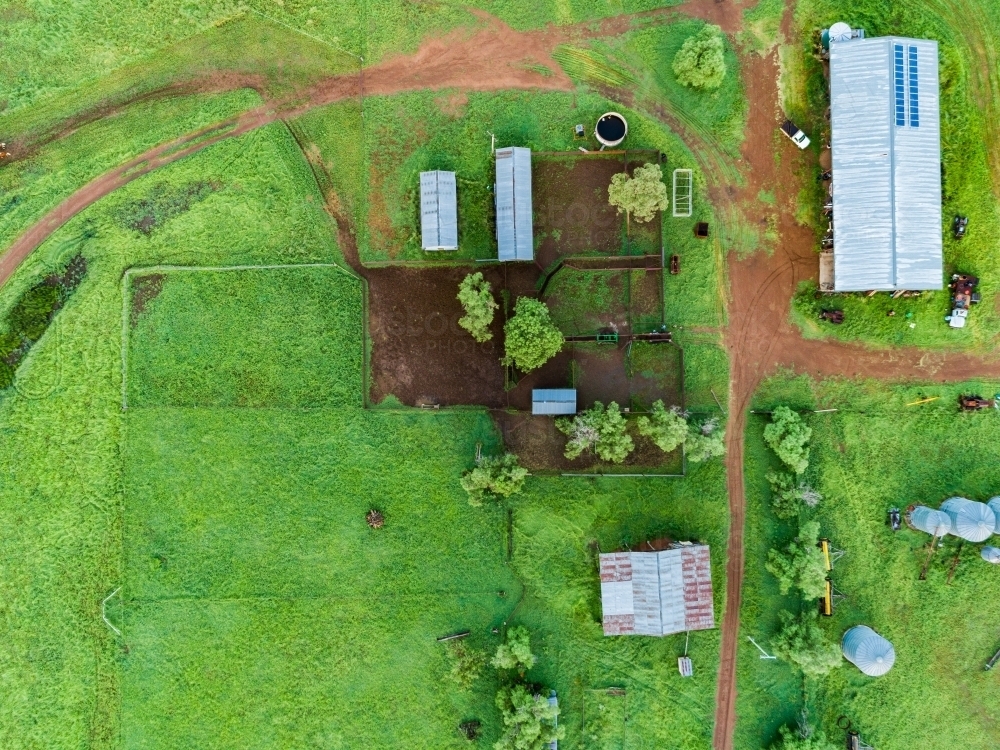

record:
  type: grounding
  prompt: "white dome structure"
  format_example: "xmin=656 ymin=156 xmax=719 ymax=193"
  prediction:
xmin=908 ymin=506 xmax=952 ymax=537
xmin=941 ymin=497 xmax=995 ymax=542
xmin=982 ymin=546 xmax=1000 ymax=564
xmin=829 ymin=22 xmax=853 ymax=42
xmin=842 ymin=625 xmax=895 ymax=677
xmin=987 ymin=497 xmax=1000 ymax=533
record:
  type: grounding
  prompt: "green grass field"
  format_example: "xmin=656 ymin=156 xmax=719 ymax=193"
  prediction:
xmin=737 ymin=375 xmax=1000 ymax=750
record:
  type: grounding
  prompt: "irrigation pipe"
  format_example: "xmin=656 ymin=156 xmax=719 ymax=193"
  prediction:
xmin=102 ymin=587 xmax=122 ymax=636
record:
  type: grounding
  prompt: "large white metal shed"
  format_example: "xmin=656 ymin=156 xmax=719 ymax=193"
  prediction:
xmin=495 ymin=147 xmax=533 ymax=261
xmin=829 ymin=35 xmax=942 ymax=291
xmin=420 ymin=170 xmax=458 ymax=250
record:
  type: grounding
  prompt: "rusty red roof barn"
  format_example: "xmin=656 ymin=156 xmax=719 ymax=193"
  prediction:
xmin=599 ymin=544 xmax=714 ymax=636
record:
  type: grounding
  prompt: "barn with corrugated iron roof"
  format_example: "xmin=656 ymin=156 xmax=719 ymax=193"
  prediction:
xmin=598 ymin=543 xmax=714 ymax=637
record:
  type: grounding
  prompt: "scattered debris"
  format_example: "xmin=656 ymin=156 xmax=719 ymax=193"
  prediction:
xmin=366 ymin=509 xmax=385 ymax=529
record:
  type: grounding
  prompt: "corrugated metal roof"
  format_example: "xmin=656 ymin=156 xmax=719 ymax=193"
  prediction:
xmin=495 ymin=147 xmax=533 ymax=261
xmin=842 ymin=625 xmax=895 ymax=676
xmin=829 ymin=36 xmax=942 ymax=291
xmin=598 ymin=546 xmax=715 ymax=637
xmin=532 ymin=388 xmax=577 ymax=415
xmin=420 ymin=171 xmax=458 ymax=250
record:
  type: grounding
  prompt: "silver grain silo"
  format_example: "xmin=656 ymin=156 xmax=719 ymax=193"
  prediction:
xmin=842 ymin=625 xmax=895 ymax=677
xmin=940 ymin=497 xmax=995 ymax=542
xmin=982 ymin=547 xmax=1000 ymax=564
xmin=908 ymin=506 xmax=952 ymax=537
xmin=987 ymin=497 xmax=1000 ymax=533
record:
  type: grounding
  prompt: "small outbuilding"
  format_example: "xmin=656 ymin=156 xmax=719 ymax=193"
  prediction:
xmin=908 ymin=506 xmax=952 ymax=537
xmin=495 ymin=147 xmax=533 ymax=261
xmin=599 ymin=543 xmax=714 ymax=637
xmin=941 ymin=497 xmax=996 ymax=543
xmin=420 ymin=170 xmax=458 ymax=250
xmin=531 ymin=389 xmax=576 ymax=415
xmin=842 ymin=625 xmax=895 ymax=677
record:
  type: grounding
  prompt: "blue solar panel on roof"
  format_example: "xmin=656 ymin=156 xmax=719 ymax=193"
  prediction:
xmin=894 ymin=45 xmax=906 ymax=126
xmin=908 ymin=46 xmax=920 ymax=127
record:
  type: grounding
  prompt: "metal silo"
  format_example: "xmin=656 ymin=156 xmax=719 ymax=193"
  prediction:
xmin=987 ymin=497 xmax=1000 ymax=533
xmin=940 ymin=497 xmax=995 ymax=542
xmin=982 ymin=547 xmax=1000 ymax=564
xmin=908 ymin=506 xmax=952 ymax=537
xmin=842 ymin=625 xmax=895 ymax=677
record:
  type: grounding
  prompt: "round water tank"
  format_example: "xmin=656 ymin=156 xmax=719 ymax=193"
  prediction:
xmin=842 ymin=625 xmax=895 ymax=677
xmin=987 ymin=497 xmax=1000 ymax=532
xmin=595 ymin=112 xmax=628 ymax=147
xmin=829 ymin=22 xmax=853 ymax=42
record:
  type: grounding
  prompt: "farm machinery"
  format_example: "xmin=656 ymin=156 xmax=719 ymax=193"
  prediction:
xmin=946 ymin=273 xmax=980 ymax=329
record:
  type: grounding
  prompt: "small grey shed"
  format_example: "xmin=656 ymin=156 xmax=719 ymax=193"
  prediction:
xmin=495 ymin=147 xmax=533 ymax=261
xmin=532 ymin=389 xmax=576 ymax=415
xmin=420 ymin=171 xmax=458 ymax=250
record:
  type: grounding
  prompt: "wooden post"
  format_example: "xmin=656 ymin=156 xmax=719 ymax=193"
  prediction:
xmin=946 ymin=541 xmax=965 ymax=585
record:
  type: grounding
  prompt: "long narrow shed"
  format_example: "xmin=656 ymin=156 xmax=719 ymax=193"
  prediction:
xmin=420 ymin=170 xmax=458 ymax=250
xmin=828 ymin=35 xmax=942 ymax=291
xmin=495 ymin=147 xmax=533 ymax=261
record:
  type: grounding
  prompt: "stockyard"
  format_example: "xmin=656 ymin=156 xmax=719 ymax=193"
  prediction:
xmin=1 ymin=2 xmax=1000 ymax=750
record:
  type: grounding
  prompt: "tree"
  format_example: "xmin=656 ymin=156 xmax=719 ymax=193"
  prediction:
xmin=637 ymin=400 xmax=688 ymax=453
xmin=763 ymin=406 xmax=812 ymax=475
xmin=685 ymin=417 xmax=725 ymax=462
xmin=502 ymin=297 xmax=564 ymax=373
xmin=460 ymin=453 xmax=528 ymax=507
xmin=766 ymin=470 xmax=823 ymax=520
xmin=771 ymin=609 xmax=842 ymax=678
xmin=557 ymin=401 xmax=634 ymax=464
xmin=445 ymin=640 xmax=487 ymax=690
xmin=457 ymin=272 xmax=498 ymax=342
xmin=494 ymin=684 xmax=565 ymax=750
xmin=672 ymin=24 xmax=727 ymax=90
xmin=608 ymin=162 xmax=669 ymax=231
xmin=770 ymin=724 xmax=839 ymax=750
xmin=491 ymin=626 xmax=536 ymax=673
xmin=765 ymin=521 xmax=827 ymax=599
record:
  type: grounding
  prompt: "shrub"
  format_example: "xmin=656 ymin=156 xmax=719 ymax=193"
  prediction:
xmin=494 ymin=684 xmax=564 ymax=750
xmin=763 ymin=406 xmax=812 ymax=474
xmin=770 ymin=724 xmax=839 ymax=750
xmin=457 ymin=272 xmax=497 ymax=342
xmin=672 ymin=24 xmax=727 ymax=89
xmin=557 ymin=401 xmax=634 ymax=463
xmin=460 ymin=453 xmax=528 ymax=507
xmin=771 ymin=610 xmax=842 ymax=678
xmin=116 ymin=180 xmax=218 ymax=234
xmin=491 ymin=626 xmax=536 ymax=673
xmin=637 ymin=400 xmax=687 ymax=453
xmin=765 ymin=521 xmax=827 ymax=599
xmin=9 ymin=284 xmax=60 ymax=342
xmin=766 ymin=470 xmax=822 ymax=519
xmin=502 ymin=297 xmax=564 ymax=373
xmin=685 ymin=417 xmax=725 ymax=462
xmin=608 ymin=162 xmax=669 ymax=229
xmin=445 ymin=640 xmax=487 ymax=690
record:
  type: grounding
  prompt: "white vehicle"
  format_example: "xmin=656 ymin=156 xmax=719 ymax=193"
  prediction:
xmin=780 ymin=120 xmax=811 ymax=149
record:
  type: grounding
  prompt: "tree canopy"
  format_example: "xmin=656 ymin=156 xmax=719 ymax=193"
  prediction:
xmin=770 ymin=725 xmax=839 ymax=750
xmin=445 ymin=640 xmax=487 ymax=690
xmin=686 ymin=417 xmax=726 ymax=462
xmin=457 ymin=272 xmax=498 ymax=343
xmin=672 ymin=24 xmax=727 ymax=89
xmin=460 ymin=453 xmax=528 ymax=506
xmin=502 ymin=297 xmax=564 ymax=373
xmin=491 ymin=626 xmax=536 ymax=673
xmin=637 ymin=400 xmax=688 ymax=453
xmin=494 ymin=684 xmax=564 ymax=750
xmin=763 ymin=406 xmax=812 ymax=474
xmin=765 ymin=520 xmax=827 ymax=599
xmin=771 ymin=610 xmax=842 ymax=678
xmin=608 ymin=162 xmax=669 ymax=227
xmin=557 ymin=401 xmax=634 ymax=463
xmin=766 ymin=470 xmax=822 ymax=519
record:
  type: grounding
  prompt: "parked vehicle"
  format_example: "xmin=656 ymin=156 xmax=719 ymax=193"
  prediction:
xmin=959 ymin=394 xmax=993 ymax=411
xmin=780 ymin=120 xmax=811 ymax=149
xmin=888 ymin=508 xmax=901 ymax=531
xmin=947 ymin=273 xmax=981 ymax=328
xmin=953 ymin=215 xmax=969 ymax=239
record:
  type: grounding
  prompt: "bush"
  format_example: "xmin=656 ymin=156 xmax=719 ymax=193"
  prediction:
xmin=502 ymin=297 xmax=564 ymax=373
xmin=457 ymin=272 xmax=497 ymax=342
xmin=763 ymin=406 xmax=812 ymax=474
xmin=445 ymin=640 xmax=487 ymax=690
xmin=771 ymin=609 xmax=842 ymax=678
xmin=491 ymin=626 xmax=536 ymax=673
xmin=766 ymin=470 xmax=822 ymax=520
xmin=672 ymin=24 xmax=727 ymax=89
xmin=685 ymin=417 xmax=725 ymax=462
xmin=771 ymin=724 xmax=839 ymax=750
xmin=494 ymin=684 xmax=564 ymax=750
xmin=637 ymin=400 xmax=687 ymax=453
xmin=557 ymin=401 xmax=634 ymax=463
xmin=9 ymin=284 xmax=60 ymax=342
xmin=765 ymin=521 xmax=827 ymax=599
xmin=608 ymin=162 xmax=669 ymax=228
xmin=460 ymin=453 xmax=528 ymax=507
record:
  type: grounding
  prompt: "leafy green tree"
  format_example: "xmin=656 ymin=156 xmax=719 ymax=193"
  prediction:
xmin=494 ymin=684 xmax=565 ymax=750
xmin=765 ymin=521 xmax=827 ymax=599
xmin=608 ymin=162 xmax=669 ymax=230
xmin=460 ymin=453 xmax=528 ymax=507
xmin=763 ymin=406 xmax=812 ymax=474
xmin=771 ymin=610 xmax=842 ymax=678
xmin=637 ymin=400 xmax=688 ymax=453
xmin=445 ymin=640 xmax=487 ymax=690
xmin=491 ymin=626 xmax=536 ymax=673
xmin=457 ymin=272 xmax=498 ymax=342
xmin=502 ymin=297 xmax=564 ymax=373
xmin=766 ymin=470 xmax=822 ymax=520
xmin=685 ymin=417 xmax=725 ymax=462
xmin=770 ymin=724 xmax=839 ymax=750
xmin=557 ymin=401 xmax=634 ymax=464
xmin=672 ymin=24 xmax=727 ymax=89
